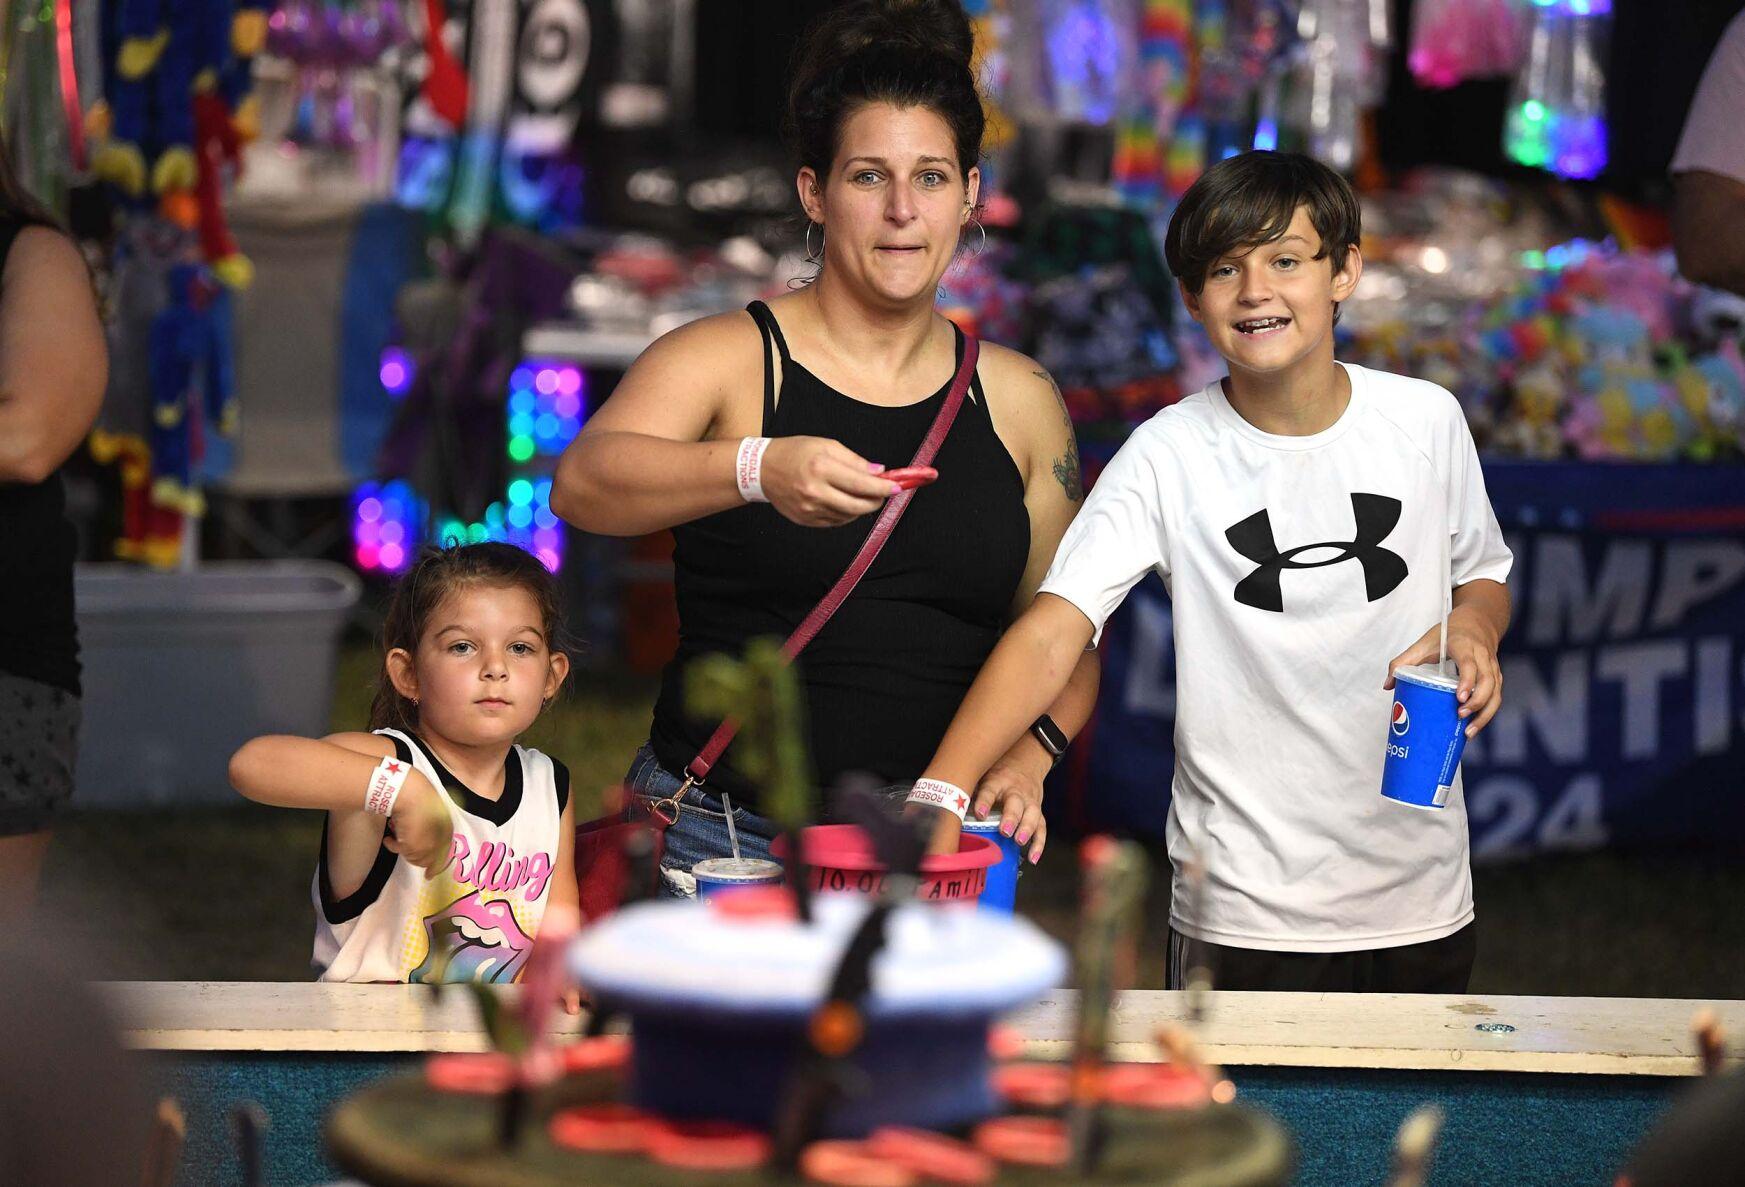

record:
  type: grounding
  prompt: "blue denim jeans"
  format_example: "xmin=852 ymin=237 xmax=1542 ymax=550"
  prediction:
xmin=625 ymin=743 xmax=778 ymax=897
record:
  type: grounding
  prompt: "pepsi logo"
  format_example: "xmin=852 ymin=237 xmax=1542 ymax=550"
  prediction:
xmin=1391 ymin=701 xmax=1410 ymax=736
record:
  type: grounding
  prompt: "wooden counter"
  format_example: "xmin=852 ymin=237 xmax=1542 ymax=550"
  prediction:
xmin=104 ymin=981 xmax=1744 ymax=1078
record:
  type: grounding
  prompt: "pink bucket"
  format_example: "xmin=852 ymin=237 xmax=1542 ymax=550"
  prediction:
xmin=773 ymin=824 xmax=999 ymax=903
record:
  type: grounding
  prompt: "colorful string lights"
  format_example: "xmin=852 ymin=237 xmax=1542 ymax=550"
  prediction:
xmin=508 ymin=361 xmax=585 ymax=461
xmin=353 ymin=479 xmax=423 ymax=573
xmin=354 ymin=357 xmax=582 ymax=574
xmin=379 ymin=346 xmax=414 ymax=399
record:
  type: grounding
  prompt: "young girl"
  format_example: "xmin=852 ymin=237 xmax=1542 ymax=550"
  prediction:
xmin=230 ymin=543 xmax=578 ymax=984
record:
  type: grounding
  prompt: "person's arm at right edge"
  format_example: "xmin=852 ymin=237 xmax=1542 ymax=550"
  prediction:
xmin=915 ymin=594 xmax=1095 ymax=850
xmin=1674 ymin=171 xmax=1745 ymax=297
xmin=1671 ymin=14 xmax=1745 ymax=296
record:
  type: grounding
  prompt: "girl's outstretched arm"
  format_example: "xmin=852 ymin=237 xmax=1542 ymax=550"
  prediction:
xmin=229 ymin=733 xmax=453 ymax=876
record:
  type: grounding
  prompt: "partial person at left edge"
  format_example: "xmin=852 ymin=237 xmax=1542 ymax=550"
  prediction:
xmin=0 ymin=135 xmax=109 ymax=918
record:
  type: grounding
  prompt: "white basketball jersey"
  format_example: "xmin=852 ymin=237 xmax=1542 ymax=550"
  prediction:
xmin=313 ymin=729 xmax=568 ymax=983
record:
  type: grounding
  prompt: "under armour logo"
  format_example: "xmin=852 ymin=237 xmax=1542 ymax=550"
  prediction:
xmin=1225 ymin=493 xmax=1408 ymax=612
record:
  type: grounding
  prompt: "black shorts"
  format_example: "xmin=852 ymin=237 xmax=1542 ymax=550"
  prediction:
xmin=1166 ymin=922 xmax=1477 ymax=993
xmin=0 ymin=672 xmax=80 ymax=835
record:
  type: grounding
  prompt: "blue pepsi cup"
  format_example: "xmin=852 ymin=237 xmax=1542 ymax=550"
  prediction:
xmin=1380 ymin=663 xmax=1468 ymax=809
xmin=959 ymin=818 xmax=1024 ymax=911
xmin=691 ymin=857 xmax=783 ymax=899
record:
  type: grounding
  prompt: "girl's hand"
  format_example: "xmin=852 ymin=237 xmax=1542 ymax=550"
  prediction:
xmin=759 ymin=436 xmax=900 ymax=527
xmin=385 ymin=775 xmax=454 ymax=875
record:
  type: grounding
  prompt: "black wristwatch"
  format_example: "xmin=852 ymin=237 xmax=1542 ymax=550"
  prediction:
xmin=1030 ymin=714 xmax=1069 ymax=768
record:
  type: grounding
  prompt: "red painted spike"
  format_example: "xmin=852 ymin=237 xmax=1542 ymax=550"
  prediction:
xmin=800 ymin=1140 xmax=918 ymax=1187
xmin=424 ymin=1052 xmax=514 ymax=1095
xmin=867 ymin=1127 xmax=994 ymax=1185
xmin=645 ymin=1120 xmax=772 ymax=1170
xmin=548 ymin=1103 xmax=659 ymax=1154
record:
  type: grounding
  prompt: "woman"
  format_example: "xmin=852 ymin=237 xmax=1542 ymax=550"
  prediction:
xmin=0 ymin=139 xmax=108 ymax=916
xmin=553 ymin=0 xmax=1096 ymax=891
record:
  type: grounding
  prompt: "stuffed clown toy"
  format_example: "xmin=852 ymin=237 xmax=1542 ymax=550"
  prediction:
xmin=85 ymin=0 xmax=256 ymax=566
xmin=88 ymin=0 xmax=261 ymax=288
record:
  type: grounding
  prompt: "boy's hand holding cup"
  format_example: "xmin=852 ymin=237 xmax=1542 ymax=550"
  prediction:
xmin=1383 ymin=609 xmax=1503 ymax=740
xmin=1381 ymin=609 xmax=1504 ymax=811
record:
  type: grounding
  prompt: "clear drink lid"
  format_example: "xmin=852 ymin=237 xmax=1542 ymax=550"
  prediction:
xmin=1393 ymin=662 xmax=1460 ymax=692
xmin=692 ymin=857 xmax=782 ymax=880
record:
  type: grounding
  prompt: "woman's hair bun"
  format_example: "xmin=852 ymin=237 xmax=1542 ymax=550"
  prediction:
xmin=820 ymin=0 xmax=976 ymax=69
xmin=786 ymin=0 xmax=984 ymax=179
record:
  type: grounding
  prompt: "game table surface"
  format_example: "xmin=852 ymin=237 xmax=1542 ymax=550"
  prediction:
xmin=105 ymin=982 xmax=1745 ymax=1186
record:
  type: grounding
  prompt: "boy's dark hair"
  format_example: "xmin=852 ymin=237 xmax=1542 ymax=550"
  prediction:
xmin=369 ymin=542 xmax=572 ymax=732
xmin=785 ymin=0 xmax=984 ymax=183
xmin=1164 ymin=151 xmax=1361 ymax=304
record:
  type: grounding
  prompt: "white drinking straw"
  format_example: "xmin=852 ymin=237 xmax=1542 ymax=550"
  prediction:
xmin=1438 ymin=503 xmax=1452 ymax=678
xmin=721 ymin=791 xmax=742 ymax=862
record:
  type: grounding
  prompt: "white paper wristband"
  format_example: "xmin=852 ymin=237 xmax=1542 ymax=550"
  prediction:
xmin=906 ymin=778 xmax=970 ymax=822
xmin=365 ymin=756 xmax=412 ymax=817
xmin=735 ymin=436 xmax=772 ymax=503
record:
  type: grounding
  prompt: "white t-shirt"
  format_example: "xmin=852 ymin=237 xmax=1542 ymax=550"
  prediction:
xmin=1039 ymin=364 xmax=1513 ymax=952
xmin=1671 ymin=11 xmax=1745 ymax=184
xmin=313 ymin=729 xmax=569 ymax=982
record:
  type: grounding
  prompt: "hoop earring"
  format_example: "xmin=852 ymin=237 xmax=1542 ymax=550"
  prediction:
xmin=969 ymin=216 xmax=987 ymax=256
xmin=805 ymin=221 xmax=824 ymax=264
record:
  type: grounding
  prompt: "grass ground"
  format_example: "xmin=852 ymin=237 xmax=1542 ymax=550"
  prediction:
xmin=40 ymin=648 xmax=1745 ymax=998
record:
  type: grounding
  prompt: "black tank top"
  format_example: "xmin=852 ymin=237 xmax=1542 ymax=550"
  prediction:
xmin=649 ymin=302 xmax=1029 ymax=806
xmin=0 ymin=220 xmax=80 ymax=695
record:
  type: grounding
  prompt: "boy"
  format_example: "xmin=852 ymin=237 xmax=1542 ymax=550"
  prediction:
xmin=911 ymin=151 xmax=1512 ymax=992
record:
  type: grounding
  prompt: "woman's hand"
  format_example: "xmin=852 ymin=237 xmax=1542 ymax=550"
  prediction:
xmin=385 ymin=775 xmax=454 ymax=875
xmin=760 ymin=436 xmax=900 ymax=527
xmin=971 ymin=759 xmax=1047 ymax=864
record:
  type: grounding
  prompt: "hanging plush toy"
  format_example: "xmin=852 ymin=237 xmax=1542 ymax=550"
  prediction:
xmin=152 ymin=3 xmax=200 ymax=194
xmin=191 ymin=89 xmax=250 ymax=286
xmin=188 ymin=0 xmax=255 ymax=287
xmin=148 ymin=261 xmax=236 ymax=553
xmin=226 ymin=0 xmax=269 ymax=139
xmin=87 ymin=429 xmax=181 ymax=566
xmin=91 ymin=0 xmax=160 ymax=195
xmin=89 ymin=0 xmax=192 ymax=195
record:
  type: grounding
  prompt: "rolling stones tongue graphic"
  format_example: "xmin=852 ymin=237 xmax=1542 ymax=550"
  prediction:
xmin=409 ymin=890 xmax=535 ymax=984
